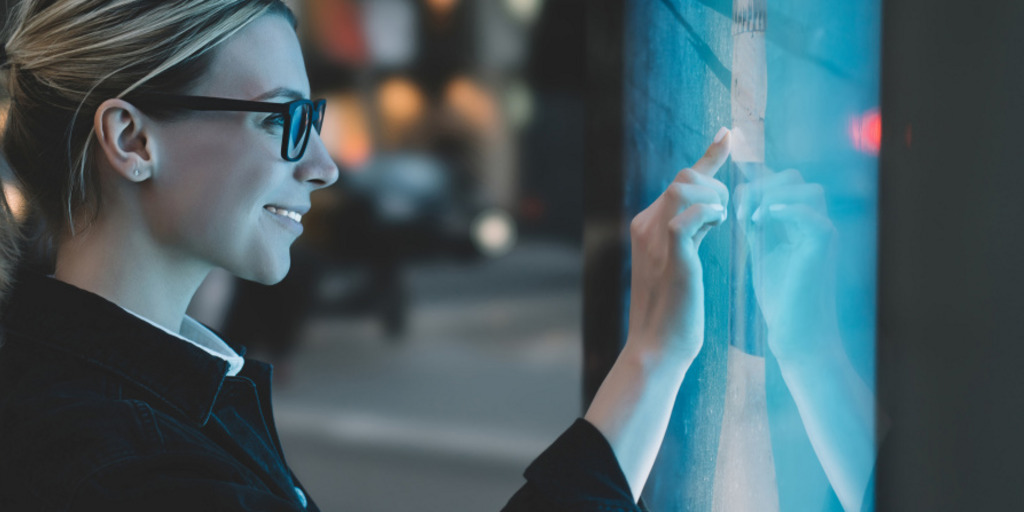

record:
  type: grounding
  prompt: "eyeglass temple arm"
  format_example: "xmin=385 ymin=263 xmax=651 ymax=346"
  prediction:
xmin=126 ymin=94 xmax=287 ymax=113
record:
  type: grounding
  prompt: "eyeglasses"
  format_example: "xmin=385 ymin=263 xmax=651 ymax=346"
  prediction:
xmin=126 ymin=94 xmax=326 ymax=162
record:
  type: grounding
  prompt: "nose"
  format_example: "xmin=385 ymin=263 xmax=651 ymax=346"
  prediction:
xmin=295 ymin=130 xmax=339 ymax=190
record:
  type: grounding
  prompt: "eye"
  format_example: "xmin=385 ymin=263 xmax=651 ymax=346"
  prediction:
xmin=262 ymin=113 xmax=286 ymax=130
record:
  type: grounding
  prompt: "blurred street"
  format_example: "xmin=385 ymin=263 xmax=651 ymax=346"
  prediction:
xmin=271 ymin=240 xmax=583 ymax=512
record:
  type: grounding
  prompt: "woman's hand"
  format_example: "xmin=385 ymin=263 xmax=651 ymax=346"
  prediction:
xmin=585 ymin=128 xmax=732 ymax=501
xmin=625 ymin=128 xmax=731 ymax=365
xmin=735 ymin=169 xmax=838 ymax=364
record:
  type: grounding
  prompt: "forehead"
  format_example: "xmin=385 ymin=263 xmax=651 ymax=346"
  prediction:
xmin=194 ymin=14 xmax=309 ymax=100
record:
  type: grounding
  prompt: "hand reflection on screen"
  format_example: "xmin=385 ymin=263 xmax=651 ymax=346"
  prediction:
xmin=736 ymin=169 xmax=837 ymax=353
xmin=736 ymin=169 xmax=877 ymax=512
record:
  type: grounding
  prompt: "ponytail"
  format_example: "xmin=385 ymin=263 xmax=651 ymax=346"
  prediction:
xmin=0 ymin=173 xmax=22 ymax=306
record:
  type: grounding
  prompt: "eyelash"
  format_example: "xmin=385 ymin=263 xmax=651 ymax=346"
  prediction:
xmin=262 ymin=114 xmax=286 ymax=129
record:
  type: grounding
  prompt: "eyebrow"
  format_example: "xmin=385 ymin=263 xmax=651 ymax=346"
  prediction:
xmin=252 ymin=87 xmax=307 ymax=102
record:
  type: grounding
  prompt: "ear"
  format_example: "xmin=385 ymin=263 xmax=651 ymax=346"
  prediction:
xmin=93 ymin=99 xmax=155 ymax=182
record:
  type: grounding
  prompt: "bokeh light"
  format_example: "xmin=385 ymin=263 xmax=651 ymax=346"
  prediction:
xmin=849 ymin=107 xmax=882 ymax=155
xmin=444 ymin=76 xmax=499 ymax=134
xmin=321 ymin=93 xmax=373 ymax=170
xmin=504 ymin=0 xmax=544 ymax=24
xmin=425 ymin=0 xmax=459 ymax=18
xmin=376 ymin=76 xmax=426 ymax=146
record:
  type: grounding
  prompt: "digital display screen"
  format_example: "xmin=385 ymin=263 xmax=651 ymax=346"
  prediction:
xmin=622 ymin=1 xmax=881 ymax=510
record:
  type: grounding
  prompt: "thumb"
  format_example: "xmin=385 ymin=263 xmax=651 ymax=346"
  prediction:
xmin=691 ymin=127 xmax=732 ymax=177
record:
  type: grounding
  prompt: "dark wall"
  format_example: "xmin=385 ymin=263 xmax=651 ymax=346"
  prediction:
xmin=520 ymin=0 xmax=586 ymax=242
xmin=582 ymin=0 xmax=625 ymax=409
xmin=876 ymin=1 xmax=1024 ymax=510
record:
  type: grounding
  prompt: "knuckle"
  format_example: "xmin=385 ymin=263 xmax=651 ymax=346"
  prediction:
xmin=675 ymin=167 xmax=698 ymax=183
xmin=696 ymin=174 xmax=728 ymax=201
xmin=665 ymin=182 xmax=684 ymax=201
xmin=629 ymin=215 xmax=644 ymax=236
xmin=667 ymin=218 xmax=684 ymax=237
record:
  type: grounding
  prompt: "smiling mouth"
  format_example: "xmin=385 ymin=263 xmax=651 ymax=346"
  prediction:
xmin=264 ymin=205 xmax=303 ymax=223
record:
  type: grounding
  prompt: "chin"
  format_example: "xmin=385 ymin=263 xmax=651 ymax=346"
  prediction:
xmin=232 ymin=253 xmax=291 ymax=285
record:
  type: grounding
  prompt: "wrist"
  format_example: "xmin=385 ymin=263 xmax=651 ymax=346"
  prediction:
xmin=620 ymin=336 xmax=696 ymax=382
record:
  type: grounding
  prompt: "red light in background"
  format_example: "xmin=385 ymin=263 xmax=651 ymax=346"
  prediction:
xmin=519 ymin=196 xmax=546 ymax=221
xmin=310 ymin=0 xmax=368 ymax=66
xmin=849 ymin=108 xmax=882 ymax=155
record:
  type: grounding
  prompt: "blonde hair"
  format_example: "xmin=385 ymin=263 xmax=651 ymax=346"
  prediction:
xmin=0 ymin=183 xmax=19 ymax=301
xmin=1 ymin=0 xmax=295 ymax=257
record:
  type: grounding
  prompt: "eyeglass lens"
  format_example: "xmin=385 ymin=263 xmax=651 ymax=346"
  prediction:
xmin=287 ymin=104 xmax=310 ymax=161
xmin=315 ymin=101 xmax=325 ymax=133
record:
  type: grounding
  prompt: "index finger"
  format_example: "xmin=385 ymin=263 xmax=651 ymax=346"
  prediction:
xmin=691 ymin=127 xmax=732 ymax=177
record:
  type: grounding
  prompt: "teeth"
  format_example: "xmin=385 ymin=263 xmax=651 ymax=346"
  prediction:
xmin=265 ymin=205 xmax=302 ymax=223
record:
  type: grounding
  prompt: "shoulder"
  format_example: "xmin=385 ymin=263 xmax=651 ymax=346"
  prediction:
xmin=0 ymin=349 xmax=265 ymax=510
xmin=0 ymin=392 xmax=164 ymax=509
xmin=0 ymin=340 xmax=166 ymax=509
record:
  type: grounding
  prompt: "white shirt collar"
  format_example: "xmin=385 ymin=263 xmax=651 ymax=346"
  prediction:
xmin=120 ymin=306 xmax=245 ymax=377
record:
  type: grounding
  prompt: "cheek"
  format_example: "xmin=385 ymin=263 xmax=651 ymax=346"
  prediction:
xmin=144 ymin=124 xmax=278 ymax=250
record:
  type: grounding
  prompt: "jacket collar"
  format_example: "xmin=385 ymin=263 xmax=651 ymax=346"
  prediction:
xmin=2 ymin=270 xmax=247 ymax=427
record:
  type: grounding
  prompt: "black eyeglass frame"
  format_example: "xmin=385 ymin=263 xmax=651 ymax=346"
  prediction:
xmin=125 ymin=94 xmax=326 ymax=162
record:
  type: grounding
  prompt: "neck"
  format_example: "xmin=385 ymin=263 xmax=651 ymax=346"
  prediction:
xmin=53 ymin=219 xmax=211 ymax=335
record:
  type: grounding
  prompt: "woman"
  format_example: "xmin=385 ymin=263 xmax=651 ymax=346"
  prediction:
xmin=0 ymin=1 xmax=731 ymax=510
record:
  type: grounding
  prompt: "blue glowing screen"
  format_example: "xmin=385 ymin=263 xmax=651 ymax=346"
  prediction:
xmin=622 ymin=1 xmax=880 ymax=510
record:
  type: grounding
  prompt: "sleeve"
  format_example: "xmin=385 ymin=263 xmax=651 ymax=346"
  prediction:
xmin=68 ymin=454 xmax=307 ymax=512
xmin=502 ymin=418 xmax=648 ymax=512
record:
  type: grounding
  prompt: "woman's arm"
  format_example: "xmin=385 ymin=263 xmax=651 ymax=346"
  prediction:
xmin=585 ymin=129 xmax=732 ymax=501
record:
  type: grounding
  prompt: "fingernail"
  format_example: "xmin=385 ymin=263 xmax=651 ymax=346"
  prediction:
xmin=713 ymin=127 xmax=729 ymax=144
xmin=709 ymin=203 xmax=724 ymax=211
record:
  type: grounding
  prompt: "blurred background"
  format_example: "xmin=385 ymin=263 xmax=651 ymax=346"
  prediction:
xmin=1 ymin=0 xmax=586 ymax=510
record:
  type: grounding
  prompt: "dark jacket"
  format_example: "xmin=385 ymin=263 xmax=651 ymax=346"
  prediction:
xmin=0 ymin=271 xmax=643 ymax=511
